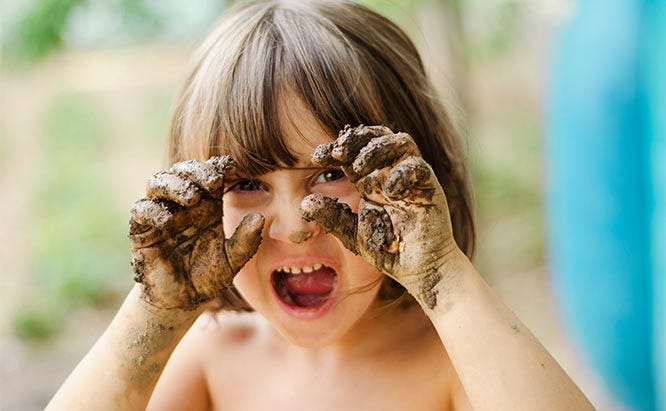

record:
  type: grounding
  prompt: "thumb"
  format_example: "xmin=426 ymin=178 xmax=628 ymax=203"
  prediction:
xmin=300 ymin=194 xmax=359 ymax=254
xmin=225 ymin=213 xmax=265 ymax=273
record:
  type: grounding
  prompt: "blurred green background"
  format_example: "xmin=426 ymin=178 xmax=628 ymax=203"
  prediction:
xmin=0 ymin=0 xmax=618 ymax=409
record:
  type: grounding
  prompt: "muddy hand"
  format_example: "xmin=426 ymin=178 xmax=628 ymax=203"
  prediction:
xmin=300 ymin=125 xmax=458 ymax=296
xmin=129 ymin=156 xmax=264 ymax=310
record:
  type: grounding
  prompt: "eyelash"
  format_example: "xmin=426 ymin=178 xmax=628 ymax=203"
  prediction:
xmin=225 ymin=179 xmax=266 ymax=193
xmin=225 ymin=168 xmax=346 ymax=193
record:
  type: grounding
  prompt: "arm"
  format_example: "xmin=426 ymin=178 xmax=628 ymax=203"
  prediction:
xmin=301 ymin=125 xmax=594 ymax=411
xmin=147 ymin=312 xmax=212 ymax=411
xmin=47 ymin=156 xmax=264 ymax=410
xmin=423 ymin=250 xmax=592 ymax=410
xmin=47 ymin=286 xmax=203 ymax=410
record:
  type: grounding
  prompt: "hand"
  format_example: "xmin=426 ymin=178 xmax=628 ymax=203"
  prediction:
xmin=300 ymin=125 xmax=459 ymax=308
xmin=128 ymin=156 xmax=264 ymax=310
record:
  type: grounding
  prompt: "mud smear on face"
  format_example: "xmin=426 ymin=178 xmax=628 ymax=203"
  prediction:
xmin=271 ymin=266 xmax=338 ymax=308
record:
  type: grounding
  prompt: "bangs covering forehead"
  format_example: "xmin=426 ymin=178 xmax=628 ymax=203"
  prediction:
xmin=170 ymin=0 xmax=476 ymax=262
xmin=170 ymin=1 xmax=416 ymax=175
xmin=223 ymin=2 xmax=391 ymax=175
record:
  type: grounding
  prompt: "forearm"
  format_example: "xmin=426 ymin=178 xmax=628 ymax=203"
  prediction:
xmin=416 ymin=250 xmax=594 ymax=411
xmin=47 ymin=285 xmax=203 ymax=411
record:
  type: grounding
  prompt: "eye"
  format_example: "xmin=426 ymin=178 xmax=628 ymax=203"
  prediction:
xmin=314 ymin=168 xmax=346 ymax=184
xmin=227 ymin=179 xmax=264 ymax=192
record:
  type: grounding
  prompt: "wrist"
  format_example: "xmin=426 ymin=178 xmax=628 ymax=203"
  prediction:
xmin=404 ymin=247 xmax=473 ymax=315
xmin=130 ymin=284 xmax=206 ymax=320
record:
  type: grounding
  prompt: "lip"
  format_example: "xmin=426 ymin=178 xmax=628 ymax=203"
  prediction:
xmin=268 ymin=258 xmax=341 ymax=320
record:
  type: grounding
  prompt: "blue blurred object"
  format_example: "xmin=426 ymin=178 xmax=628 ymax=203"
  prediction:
xmin=545 ymin=0 xmax=665 ymax=410
xmin=644 ymin=0 xmax=666 ymax=408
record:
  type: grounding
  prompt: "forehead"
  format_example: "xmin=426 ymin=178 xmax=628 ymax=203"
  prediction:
xmin=277 ymin=92 xmax=336 ymax=166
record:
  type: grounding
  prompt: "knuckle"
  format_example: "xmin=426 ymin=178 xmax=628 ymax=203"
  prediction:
xmin=147 ymin=171 xmax=201 ymax=206
xmin=171 ymin=160 xmax=223 ymax=191
xmin=311 ymin=142 xmax=336 ymax=165
xmin=206 ymin=155 xmax=237 ymax=177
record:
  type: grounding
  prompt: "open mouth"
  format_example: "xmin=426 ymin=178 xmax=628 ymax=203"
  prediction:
xmin=271 ymin=264 xmax=338 ymax=309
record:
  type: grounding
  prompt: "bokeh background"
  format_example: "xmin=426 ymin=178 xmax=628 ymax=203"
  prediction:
xmin=0 ymin=0 xmax=655 ymax=409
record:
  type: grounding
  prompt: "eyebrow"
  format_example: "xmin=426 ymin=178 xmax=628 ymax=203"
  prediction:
xmin=277 ymin=165 xmax=322 ymax=171
xmin=228 ymin=165 xmax=327 ymax=180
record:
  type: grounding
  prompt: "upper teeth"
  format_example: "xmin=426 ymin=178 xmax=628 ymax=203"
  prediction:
xmin=278 ymin=264 xmax=323 ymax=274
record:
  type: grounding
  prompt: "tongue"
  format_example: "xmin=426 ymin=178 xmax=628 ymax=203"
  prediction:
xmin=284 ymin=268 xmax=336 ymax=295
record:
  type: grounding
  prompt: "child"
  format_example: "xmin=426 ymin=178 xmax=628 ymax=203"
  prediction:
xmin=48 ymin=1 xmax=594 ymax=409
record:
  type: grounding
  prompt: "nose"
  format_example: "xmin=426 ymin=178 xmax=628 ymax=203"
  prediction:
xmin=266 ymin=193 xmax=321 ymax=244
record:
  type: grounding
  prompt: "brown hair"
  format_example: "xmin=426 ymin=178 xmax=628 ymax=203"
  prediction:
xmin=168 ymin=0 xmax=475 ymax=310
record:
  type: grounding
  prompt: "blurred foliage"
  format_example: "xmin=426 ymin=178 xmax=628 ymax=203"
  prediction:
xmin=4 ymin=0 xmax=164 ymax=63
xmin=6 ymin=0 xmax=536 ymax=341
xmin=471 ymin=111 xmax=545 ymax=275
xmin=5 ymin=0 xmax=522 ymax=66
xmin=12 ymin=93 xmax=129 ymax=341
xmin=465 ymin=0 xmax=521 ymax=64
xmin=12 ymin=298 xmax=65 ymax=341
xmin=5 ymin=0 xmax=86 ymax=63
xmin=360 ymin=0 xmax=522 ymax=62
xmin=140 ymin=90 xmax=174 ymax=147
xmin=0 ymin=125 xmax=7 ymax=170
xmin=358 ymin=0 xmax=425 ymax=22
xmin=117 ymin=0 xmax=163 ymax=28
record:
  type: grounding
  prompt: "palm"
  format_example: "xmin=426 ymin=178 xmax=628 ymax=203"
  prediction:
xmin=128 ymin=156 xmax=263 ymax=310
xmin=301 ymin=125 xmax=457 ymax=295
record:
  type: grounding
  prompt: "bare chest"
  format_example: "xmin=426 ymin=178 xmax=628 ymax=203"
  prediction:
xmin=204 ymin=350 xmax=454 ymax=411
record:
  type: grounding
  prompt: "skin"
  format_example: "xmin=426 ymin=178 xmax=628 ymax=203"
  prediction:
xmin=219 ymin=107 xmax=397 ymax=350
xmin=150 ymin=109 xmax=467 ymax=409
xmin=47 ymin=101 xmax=594 ymax=410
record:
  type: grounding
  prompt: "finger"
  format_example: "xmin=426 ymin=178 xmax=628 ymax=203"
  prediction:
xmin=146 ymin=171 xmax=202 ymax=207
xmin=330 ymin=124 xmax=393 ymax=164
xmin=169 ymin=159 xmax=223 ymax=194
xmin=206 ymin=155 xmax=237 ymax=177
xmin=129 ymin=199 xmax=175 ymax=248
xmin=311 ymin=142 xmax=343 ymax=167
xmin=129 ymin=218 xmax=151 ymax=235
xmin=130 ymin=198 xmax=174 ymax=229
xmin=351 ymin=132 xmax=420 ymax=182
xmin=384 ymin=156 xmax=436 ymax=204
xmin=128 ymin=220 xmax=164 ymax=248
xmin=224 ymin=213 xmax=265 ymax=273
xmin=300 ymin=193 xmax=359 ymax=254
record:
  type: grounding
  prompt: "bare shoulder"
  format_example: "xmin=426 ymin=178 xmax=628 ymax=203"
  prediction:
xmin=148 ymin=311 xmax=266 ymax=410
xmin=178 ymin=310 xmax=270 ymax=374
xmin=192 ymin=310 xmax=266 ymax=345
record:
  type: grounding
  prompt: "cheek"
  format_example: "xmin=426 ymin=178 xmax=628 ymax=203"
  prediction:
xmin=340 ymin=244 xmax=384 ymax=287
xmin=336 ymin=190 xmax=361 ymax=213
xmin=232 ymin=264 xmax=261 ymax=304
xmin=313 ymin=179 xmax=360 ymax=213
xmin=222 ymin=191 xmax=269 ymax=236
xmin=222 ymin=204 xmax=244 ymax=237
xmin=352 ymin=254 xmax=383 ymax=279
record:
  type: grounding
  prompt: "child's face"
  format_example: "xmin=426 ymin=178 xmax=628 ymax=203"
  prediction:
xmin=222 ymin=100 xmax=384 ymax=348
